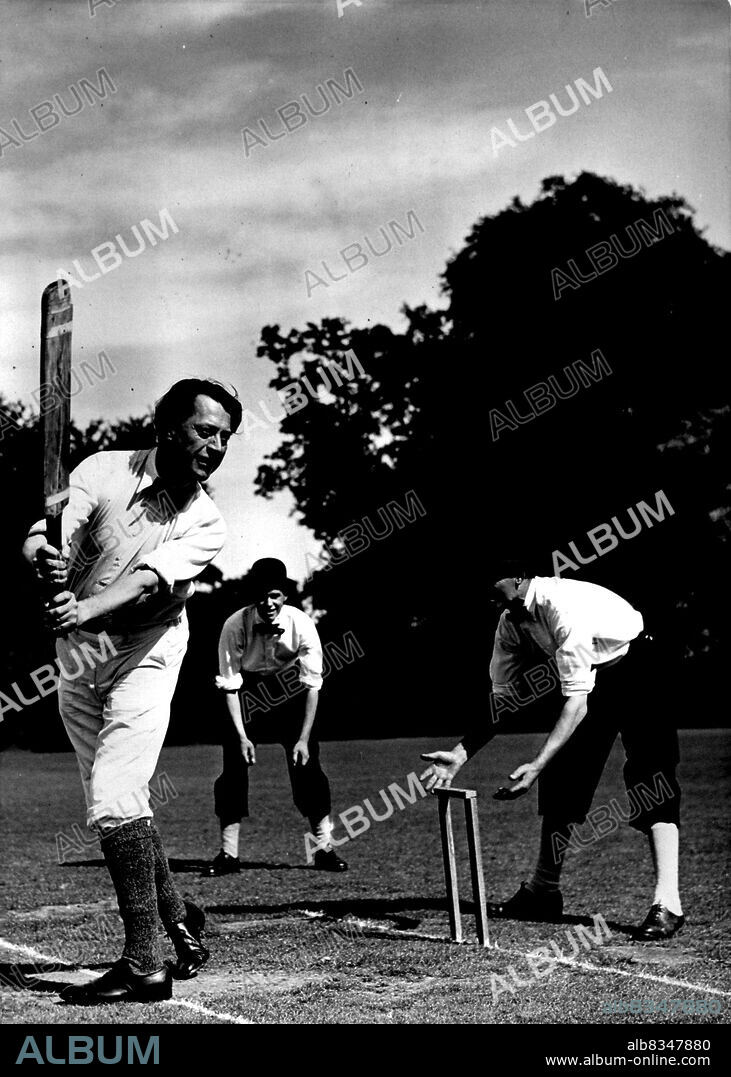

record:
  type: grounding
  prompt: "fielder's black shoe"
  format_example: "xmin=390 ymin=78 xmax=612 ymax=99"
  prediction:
xmin=635 ymin=903 xmax=685 ymax=941
xmin=486 ymin=882 xmax=564 ymax=922
xmin=167 ymin=900 xmax=210 ymax=979
xmin=60 ymin=960 xmax=172 ymax=1004
xmin=204 ymin=851 xmax=240 ymax=877
xmin=313 ymin=849 xmax=348 ymax=872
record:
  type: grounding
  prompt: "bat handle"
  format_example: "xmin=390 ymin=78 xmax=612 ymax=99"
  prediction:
xmin=43 ymin=512 xmax=69 ymax=639
xmin=46 ymin=513 xmax=63 ymax=552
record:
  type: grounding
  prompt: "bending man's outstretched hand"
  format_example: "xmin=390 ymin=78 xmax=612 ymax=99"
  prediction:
xmin=419 ymin=746 xmax=467 ymax=793
xmin=493 ymin=761 xmax=541 ymax=800
xmin=493 ymin=695 xmax=588 ymax=800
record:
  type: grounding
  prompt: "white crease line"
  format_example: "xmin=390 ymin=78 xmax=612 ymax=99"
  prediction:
xmin=341 ymin=918 xmax=448 ymax=944
xmin=0 ymin=937 xmax=252 ymax=1025
xmin=331 ymin=921 xmax=731 ymax=999
xmin=0 ymin=939 xmax=66 ymax=965
xmin=490 ymin=943 xmax=731 ymax=998
xmin=165 ymin=998 xmax=252 ymax=1024
xmin=225 ymin=911 xmax=448 ymax=944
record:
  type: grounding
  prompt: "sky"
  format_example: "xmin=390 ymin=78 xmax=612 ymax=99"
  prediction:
xmin=2 ymin=0 xmax=728 ymax=579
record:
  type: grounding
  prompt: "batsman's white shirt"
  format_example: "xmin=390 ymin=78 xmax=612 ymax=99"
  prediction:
xmin=28 ymin=448 xmax=226 ymax=827
xmin=30 ymin=447 xmax=226 ymax=630
xmin=490 ymin=576 xmax=643 ymax=698
xmin=217 ymin=604 xmax=324 ymax=694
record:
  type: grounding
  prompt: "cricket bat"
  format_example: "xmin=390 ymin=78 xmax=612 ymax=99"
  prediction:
xmin=40 ymin=280 xmax=72 ymax=556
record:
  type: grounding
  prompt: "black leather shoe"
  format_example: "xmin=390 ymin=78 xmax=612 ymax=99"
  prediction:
xmin=486 ymin=882 xmax=564 ymax=922
xmin=635 ymin=903 xmax=685 ymax=941
xmin=60 ymin=960 xmax=172 ymax=1004
xmin=167 ymin=901 xmax=210 ymax=979
xmin=204 ymin=851 xmax=240 ymax=876
xmin=313 ymin=849 xmax=348 ymax=872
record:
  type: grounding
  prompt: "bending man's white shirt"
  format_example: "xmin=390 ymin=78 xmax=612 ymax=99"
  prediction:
xmin=490 ymin=576 xmax=644 ymax=698
xmin=29 ymin=448 xmax=226 ymax=828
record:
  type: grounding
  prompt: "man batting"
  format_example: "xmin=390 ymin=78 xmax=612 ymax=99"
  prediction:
xmin=23 ymin=378 xmax=242 ymax=1003
xmin=420 ymin=565 xmax=684 ymax=941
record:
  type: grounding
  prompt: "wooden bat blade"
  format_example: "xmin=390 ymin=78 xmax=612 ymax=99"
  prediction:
xmin=40 ymin=279 xmax=72 ymax=548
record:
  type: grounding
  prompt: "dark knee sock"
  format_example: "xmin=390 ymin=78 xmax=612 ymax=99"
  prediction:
xmin=526 ymin=816 xmax=572 ymax=894
xmin=100 ymin=818 xmax=160 ymax=973
xmin=149 ymin=822 xmax=187 ymax=927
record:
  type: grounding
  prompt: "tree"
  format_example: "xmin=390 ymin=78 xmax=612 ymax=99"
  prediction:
xmin=254 ymin=173 xmax=729 ymax=726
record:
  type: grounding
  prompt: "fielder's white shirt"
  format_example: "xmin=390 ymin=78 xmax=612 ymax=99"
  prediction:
xmin=28 ymin=448 xmax=226 ymax=631
xmin=490 ymin=576 xmax=643 ymax=698
xmin=217 ymin=604 xmax=324 ymax=693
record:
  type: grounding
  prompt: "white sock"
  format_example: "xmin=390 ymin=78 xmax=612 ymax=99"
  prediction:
xmin=648 ymin=822 xmax=682 ymax=915
xmin=311 ymin=815 xmax=334 ymax=853
xmin=221 ymin=823 xmax=240 ymax=859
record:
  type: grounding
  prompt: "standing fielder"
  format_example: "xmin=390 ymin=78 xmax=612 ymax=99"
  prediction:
xmin=206 ymin=557 xmax=347 ymax=874
xmin=23 ymin=378 xmax=242 ymax=1003
xmin=420 ymin=567 xmax=684 ymax=940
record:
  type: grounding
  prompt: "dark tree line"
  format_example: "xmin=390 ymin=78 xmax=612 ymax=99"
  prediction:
xmin=253 ymin=173 xmax=729 ymax=731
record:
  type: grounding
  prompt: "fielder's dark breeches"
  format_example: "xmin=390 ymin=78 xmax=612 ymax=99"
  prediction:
xmin=213 ymin=679 xmax=331 ymax=826
xmin=537 ymin=635 xmax=681 ymax=833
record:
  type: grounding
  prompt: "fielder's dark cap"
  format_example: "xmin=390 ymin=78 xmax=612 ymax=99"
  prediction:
xmin=248 ymin=558 xmax=292 ymax=595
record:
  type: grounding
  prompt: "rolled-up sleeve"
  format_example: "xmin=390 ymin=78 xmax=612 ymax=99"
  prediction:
xmin=552 ymin=622 xmax=596 ymax=696
xmin=216 ymin=611 xmax=245 ymax=692
xmin=490 ymin=614 xmax=524 ymax=696
xmin=296 ymin=614 xmax=323 ymax=690
xmin=136 ymin=513 xmax=226 ymax=590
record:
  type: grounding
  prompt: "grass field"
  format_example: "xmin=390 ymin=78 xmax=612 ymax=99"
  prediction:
xmin=1 ymin=732 xmax=729 ymax=1025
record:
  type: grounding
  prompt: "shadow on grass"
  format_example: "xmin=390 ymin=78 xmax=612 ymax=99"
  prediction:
xmin=60 ymin=858 xmax=310 ymax=872
xmin=0 ymin=960 xmax=112 ymax=995
xmin=170 ymin=858 xmax=311 ymax=873
xmin=206 ymin=897 xmax=637 ymax=937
